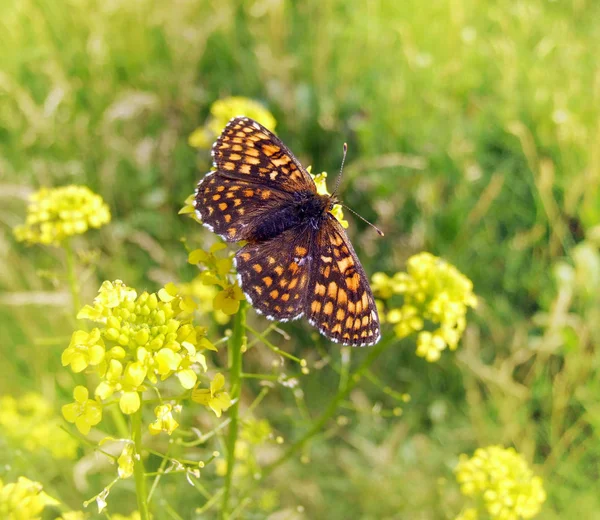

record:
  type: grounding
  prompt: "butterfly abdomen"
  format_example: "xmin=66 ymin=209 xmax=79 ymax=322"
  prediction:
xmin=252 ymin=190 xmax=329 ymax=241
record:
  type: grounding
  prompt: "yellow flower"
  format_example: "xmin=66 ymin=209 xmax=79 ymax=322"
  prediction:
xmin=0 ymin=477 xmax=59 ymax=519
xmin=117 ymin=443 xmax=135 ymax=479
xmin=149 ymin=404 xmax=180 ymax=435
xmin=65 ymin=280 xmax=213 ymax=415
xmin=374 ymin=253 xmax=477 ymax=361
xmin=311 ymin=171 xmax=348 ymax=228
xmin=0 ymin=393 xmax=78 ymax=459
xmin=192 ymin=373 xmax=232 ymax=417
xmin=455 ymin=446 xmax=546 ymax=520
xmin=13 ymin=185 xmax=110 ymax=246
xmin=189 ymin=97 xmax=276 ymax=149
xmin=213 ymin=283 xmax=245 ymax=315
xmin=61 ymin=329 xmax=105 ymax=372
xmin=61 ymin=386 xmax=102 ymax=435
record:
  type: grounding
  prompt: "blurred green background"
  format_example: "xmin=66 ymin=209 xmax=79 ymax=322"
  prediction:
xmin=1 ymin=0 xmax=600 ymax=518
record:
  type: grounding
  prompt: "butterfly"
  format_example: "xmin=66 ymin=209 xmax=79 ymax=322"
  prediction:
xmin=193 ymin=116 xmax=380 ymax=346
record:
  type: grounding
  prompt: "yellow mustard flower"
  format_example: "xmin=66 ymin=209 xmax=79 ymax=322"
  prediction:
xmin=148 ymin=404 xmax=180 ymax=435
xmin=62 ymin=386 xmax=102 ymax=435
xmin=14 ymin=185 xmax=110 ymax=246
xmin=373 ymin=253 xmax=477 ymax=362
xmin=61 ymin=328 xmax=105 ymax=373
xmin=213 ymin=283 xmax=245 ymax=315
xmin=117 ymin=443 xmax=135 ymax=479
xmin=0 ymin=477 xmax=59 ymax=519
xmin=0 ymin=393 xmax=78 ymax=459
xmin=189 ymin=96 xmax=276 ymax=149
xmin=455 ymin=446 xmax=546 ymax=520
xmin=311 ymin=171 xmax=348 ymax=228
xmin=65 ymin=280 xmax=213 ymax=415
xmin=192 ymin=373 xmax=232 ymax=417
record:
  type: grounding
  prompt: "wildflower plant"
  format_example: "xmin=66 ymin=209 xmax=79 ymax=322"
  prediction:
xmin=59 ymin=279 xmax=225 ymax=518
xmin=455 ymin=446 xmax=546 ymax=520
xmin=372 ymin=252 xmax=477 ymax=361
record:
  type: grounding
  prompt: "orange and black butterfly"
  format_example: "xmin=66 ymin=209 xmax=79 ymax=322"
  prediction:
xmin=194 ymin=117 xmax=380 ymax=346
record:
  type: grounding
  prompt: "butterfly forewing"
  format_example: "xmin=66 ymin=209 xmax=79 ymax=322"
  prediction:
xmin=212 ymin=117 xmax=315 ymax=193
xmin=235 ymin=226 xmax=313 ymax=321
xmin=306 ymin=216 xmax=380 ymax=346
xmin=194 ymin=172 xmax=292 ymax=242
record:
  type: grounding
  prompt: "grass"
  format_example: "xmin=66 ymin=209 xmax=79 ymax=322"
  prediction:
xmin=1 ymin=0 xmax=600 ymax=518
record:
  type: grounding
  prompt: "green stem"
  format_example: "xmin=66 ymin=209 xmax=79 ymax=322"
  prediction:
xmin=261 ymin=336 xmax=393 ymax=478
xmin=132 ymin=396 xmax=150 ymax=520
xmin=63 ymin=238 xmax=81 ymax=317
xmin=221 ymin=301 xmax=246 ymax=519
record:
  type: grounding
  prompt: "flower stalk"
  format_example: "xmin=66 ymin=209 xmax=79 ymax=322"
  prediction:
xmin=132 ymin=396 xmax=150 ymax=520
xmin=221 ymin=301 xmax=246 ymax=518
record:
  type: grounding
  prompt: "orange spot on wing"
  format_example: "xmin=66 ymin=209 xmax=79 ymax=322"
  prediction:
xmin=323 ymin=302 xmax=333 ymax=315
xmin=252 ymin=264 xmax=262 ymax=273
xmin=263 ymin=276 xmax=273 ymax=287
xmin=315 ymin=283 xmax=326 ymax=296
xmin=327 ymin=282 xmax=338 ymax=298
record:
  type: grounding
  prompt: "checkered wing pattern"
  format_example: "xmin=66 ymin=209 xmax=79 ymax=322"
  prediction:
xmin=234 ymin=226 xmax=313 ymax=321
xmin=194 ymin=172 xmax=292 ymax=242
xmin=212 ymin=117 xmax=315 ymax=192
xmin=306 ymin=216 xmax=380 ymax=346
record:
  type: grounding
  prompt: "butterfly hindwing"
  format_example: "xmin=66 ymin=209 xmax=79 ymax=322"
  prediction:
xmin=306 ymin=215 xmax=380 ymax=346
xmin=234 ymin=226 xmax=313 ymax=321
xmin=212 ymin=117 xmax=316 ymax=193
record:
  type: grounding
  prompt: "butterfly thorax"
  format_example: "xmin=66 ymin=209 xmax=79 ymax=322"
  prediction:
xmin=252 ymin=190 xmax=331 ymax=242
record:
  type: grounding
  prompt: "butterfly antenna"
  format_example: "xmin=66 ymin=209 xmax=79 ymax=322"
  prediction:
xmin=332 ymin=142 xmax=348 ymax=197
xmin=341 ymin=203 xmax=385 ymax=237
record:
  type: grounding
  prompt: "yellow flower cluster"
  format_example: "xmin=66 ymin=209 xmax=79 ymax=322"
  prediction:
xmin=14 ymin=185 xmax=111 ymax=246
xmin=0 ymin=393 xmax=78 ymax=459
xmin=455 ymin=446 xmax=546 ymax=520
xmin=0 ymin=477 xmax=58 ymax=520
xmin=311 ymin=171 xmax=348 ymax=228
xmin=373 ymin=252 xmax=477 ymax=361
xmin=61 ymin=280 xmax=216 ymax=432
xmin=189 ymin=96 xmax=277 ymax=149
